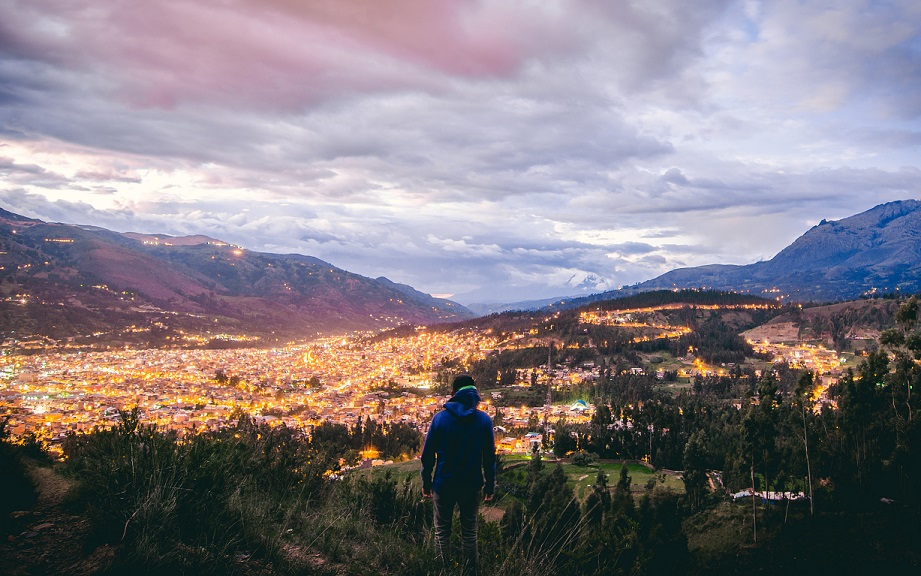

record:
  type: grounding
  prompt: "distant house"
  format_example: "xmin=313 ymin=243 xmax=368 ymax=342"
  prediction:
xmin=524 ymin=432 xmax=543 ymax=451
xmin=732 ymin=489 xmax=805 ymax=502
xmin=498 ymin=437 xmax=519 ymax=452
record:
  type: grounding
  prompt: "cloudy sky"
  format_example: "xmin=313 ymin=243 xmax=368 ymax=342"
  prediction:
xmin=1 ymin=1 xmax=920 ymax=304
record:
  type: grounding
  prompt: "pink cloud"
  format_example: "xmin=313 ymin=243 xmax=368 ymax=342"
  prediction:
xmin=2 ymin=0 xmax=580 ymax=110
xmin=266 ymin=0 xmax=527 ymax=75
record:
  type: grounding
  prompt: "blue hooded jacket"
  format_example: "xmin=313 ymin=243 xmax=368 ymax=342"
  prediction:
xmin=421 ymin=386 xmax=496 ymax=495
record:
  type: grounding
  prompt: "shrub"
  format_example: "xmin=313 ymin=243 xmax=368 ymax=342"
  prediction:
xmin=0 ymin=417 xmax=38 ymax=533
xmin=62 ymin=409 xmax=333 ymax=573
xmin=571 ymin=451 xmax=599 ymax=466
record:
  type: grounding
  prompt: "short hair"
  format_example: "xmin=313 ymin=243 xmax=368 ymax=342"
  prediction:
xmin=451 ymin=374 xmax=476 ymax=394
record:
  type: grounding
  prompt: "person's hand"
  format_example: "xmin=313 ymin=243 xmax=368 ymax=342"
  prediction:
xmin=422 ymin=487 xmax=433 ymax=499
xmin=483 ymin=492 xmax=494 ymax=502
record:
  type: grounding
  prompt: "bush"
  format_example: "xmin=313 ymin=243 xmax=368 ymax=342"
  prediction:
xmin=0 ymin=418 xmax=38 ymax=533
xmin=62 ymin=409 xmax=333 ymax=573
xmin=571 ymin=451 xmax=599 ymax=466
xmin=56 ymin=409 xmax=700 ymax=575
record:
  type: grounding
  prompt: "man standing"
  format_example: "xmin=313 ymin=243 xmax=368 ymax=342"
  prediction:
xmin=421 ymin=374 xmax=496 ymax=575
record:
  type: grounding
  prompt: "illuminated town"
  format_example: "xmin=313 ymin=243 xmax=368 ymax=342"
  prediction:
xmin=0 ymin=326 xmax=600 ymax=457
xmin=1 ymin=302 xmax=855 ymax=458
xmin=747 ymin=339 xmax=848 ymax=407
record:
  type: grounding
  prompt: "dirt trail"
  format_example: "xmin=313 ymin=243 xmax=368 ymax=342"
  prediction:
xmin=0 ymin=461 xmax=113 ymax=575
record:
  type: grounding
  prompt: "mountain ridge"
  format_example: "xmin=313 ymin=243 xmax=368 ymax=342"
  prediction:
xmin=536 ymin=200 xmax=921 ymax=312
xmin=0 ymin=209 xmax=474 ymax=347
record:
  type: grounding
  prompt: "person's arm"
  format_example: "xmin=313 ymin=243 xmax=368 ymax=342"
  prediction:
xmin=482 ymin=417 xmax=496 ymax=500
xmin=420 ymin=416 xmax=439 ymax=497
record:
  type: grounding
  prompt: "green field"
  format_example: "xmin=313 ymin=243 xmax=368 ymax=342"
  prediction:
xmin=360 ymin=455 xmax=685 ymax=503
xmin=559 ymin=460 xmax=684 ymax=499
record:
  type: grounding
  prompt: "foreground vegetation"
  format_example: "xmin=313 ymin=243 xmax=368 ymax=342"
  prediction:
xmin=2 ymin=293 xmax=920 ymax=574
xmin=3 ymin=390 xmax=919 ymax=575
xmin=4 ymin=411 xmax=695 ymax=575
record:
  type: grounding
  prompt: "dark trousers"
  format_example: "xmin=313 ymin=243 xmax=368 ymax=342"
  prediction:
xmin=432 ymin=487 xmax=479 ymax=575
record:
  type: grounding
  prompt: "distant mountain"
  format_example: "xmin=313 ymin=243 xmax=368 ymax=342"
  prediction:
xmin=0 ymin=208 xmax=473 ymax=348
xmin=552 ymin=199 xmax=921 ymax=309
xmin=466 ymin=295 xmax=577 ymax=316
xmin=453 ymin=273 xmax=606 ymax=309
xmin=121 ymin=232 xmax=226 ymax=246
xmin=373 ymin=276 xmax=463 ymax=315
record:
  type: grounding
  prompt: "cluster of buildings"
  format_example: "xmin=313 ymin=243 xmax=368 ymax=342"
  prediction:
xmin=5 ymin=301 xmax=847 ymax=458
xmin=747 ymin=339 xmax=847 ymax=405
xmin=0 ymin=326 xmax=600 ymax=456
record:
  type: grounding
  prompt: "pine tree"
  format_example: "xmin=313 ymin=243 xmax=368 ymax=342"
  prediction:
xmin=584 ymin=467 xmax=611 ymax=526
xmin=611 ymin=463 xmax=634 ymax=518
xmin=682 ymin=431 xmax=708 ymax=511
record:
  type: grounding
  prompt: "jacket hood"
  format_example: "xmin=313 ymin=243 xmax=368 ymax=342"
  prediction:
xmin=444 ymin=386 xmax=481 ymax=418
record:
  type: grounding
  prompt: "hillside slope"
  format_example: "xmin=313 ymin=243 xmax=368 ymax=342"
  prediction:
xmin=547 ymin=200 xmax=921 ymax=311
xmin=640 ymin=200 xmax=921 ymax=301
xmin=0 ymin=208 xmax=473 ymax=348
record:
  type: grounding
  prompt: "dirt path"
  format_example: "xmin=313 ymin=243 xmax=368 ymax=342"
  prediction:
xmin=0 ymin=460 xmax=113 ymax=575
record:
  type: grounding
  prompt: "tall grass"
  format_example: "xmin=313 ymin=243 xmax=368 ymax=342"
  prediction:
xmin=61 ymin=410 xmax=691 ymax=575
xmin=63 ymin=409 xmax=333 ymax=574
xmin=0 ymin=417 xmax=38 ymax=535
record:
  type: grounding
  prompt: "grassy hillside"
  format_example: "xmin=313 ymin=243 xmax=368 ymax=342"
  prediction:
xmin=2 ymin=410 xmax=919 ymax=575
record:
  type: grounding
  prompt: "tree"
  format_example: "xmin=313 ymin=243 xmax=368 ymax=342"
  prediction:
xmin=527 ymin=445 xmax=543 ymax=485
xmin=877 ymin=297 xmax=921 ymax=506
xmin=612 ymin=463 xmax=634 ymax=519
xmin=526 ymin=464 xmax=582 ymax=565
xmin=682 ymin=431 xmax=708 ymax=511
xmin=844 ymin=351 xmax=887 ymax=493
xmin=571 ymin=450 xmax=598 ymax=466
xmin=882 ymin=296 xmax=919 ymax=425
xmin=795 ymin=371 xmax=816 ymax=515
xmin=311 ymin=421 xmax=354 ymax=463
xmin=588 ymin=403 xmax=614 ymax=458
xmin=743 ymin=372 xmax=780 ymax=492
xmin=493 ymin=406 xmax=505 ymax=428
xmin=635 ymin=491 xmax=690 ymax=574
xmin=584 ymin=467 xmax=611 ymax=526
xmin=553 ymin=417 xmax=577 ymax=457
xmin=528 ymin=411 xmax=541 ymax=432
xmin=740 ymin=373 xmax=781 ymax=543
